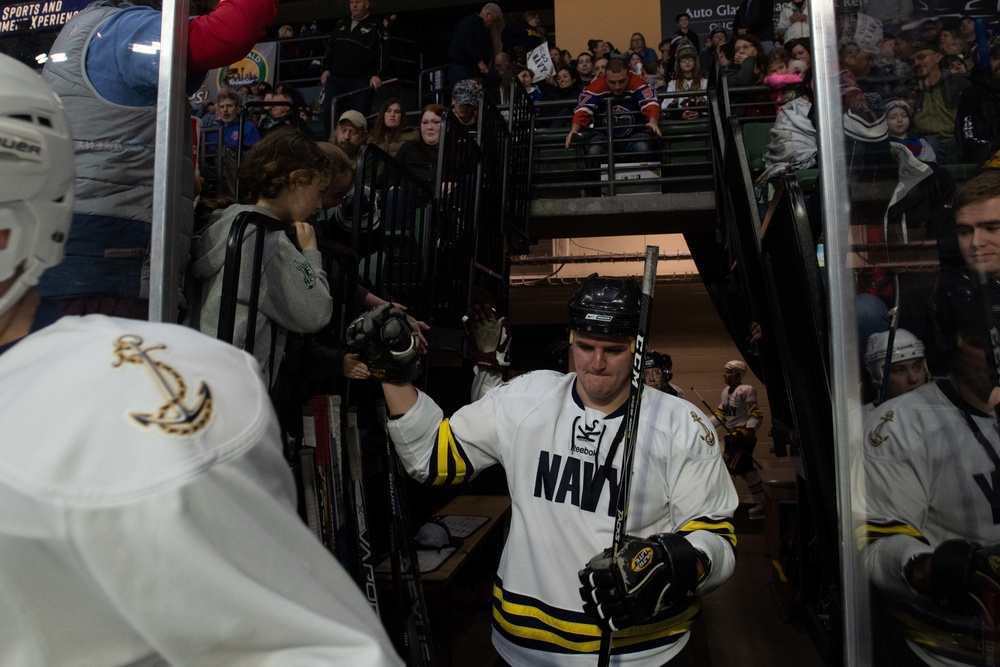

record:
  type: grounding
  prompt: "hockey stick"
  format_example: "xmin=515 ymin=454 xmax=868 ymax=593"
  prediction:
xmin=879 ymin=276 xmax=901 ymax=404
xmin=376 ymin=400 xmax=436 ymax=666
xmin=597 ymin=245 xmax=658 ymax=667
xmin=345 ymin=407 xmax=381 ymax=618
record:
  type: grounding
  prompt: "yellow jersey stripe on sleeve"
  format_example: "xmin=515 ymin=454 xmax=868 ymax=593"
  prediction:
xmin=432 ymin=419 xmax=469 ymax=486
xmin=678 ymin=519 xmax=737 ymax=548
xmin=855 ymin=521 xmax=927 ymax=549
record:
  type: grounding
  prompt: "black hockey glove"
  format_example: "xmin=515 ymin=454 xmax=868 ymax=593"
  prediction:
xmin=462 ymin=304 xmax=511 ymax=371
xmin=922 ymin=540 xmax=1000 ymax=616
xmin=723 ymin=428 xmax=756 ymax=475
xmin=346 ymin=304 xmax=421 ymax=383
xmin=578 ymin=533 xmax=701 ymax=631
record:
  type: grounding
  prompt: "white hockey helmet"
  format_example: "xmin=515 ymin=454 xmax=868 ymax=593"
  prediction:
xmin=724 ymin=359 xmax=747 ymax=381
xmin=864 ymin=328 xmax=925 ymax=383
xmin=0 ymin=53 xmax=74 ymax=317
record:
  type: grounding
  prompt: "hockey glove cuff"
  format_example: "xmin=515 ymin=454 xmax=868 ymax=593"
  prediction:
xmin=578 ymin=533 xmax=701 ymax=631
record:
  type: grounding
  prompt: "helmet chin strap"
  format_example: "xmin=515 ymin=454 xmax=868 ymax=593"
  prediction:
xmin=0 ymin=258 xmax=43 ymax=321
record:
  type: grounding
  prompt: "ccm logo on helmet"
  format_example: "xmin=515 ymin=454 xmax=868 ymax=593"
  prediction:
xmin=0 ymin=134 xmax=43 ymax=161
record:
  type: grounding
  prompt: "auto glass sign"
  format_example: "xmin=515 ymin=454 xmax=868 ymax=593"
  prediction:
xmin=0 ymin=0 xmax=87 ymax=35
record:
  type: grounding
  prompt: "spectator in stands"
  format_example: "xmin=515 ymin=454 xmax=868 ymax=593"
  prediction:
xmin=840 ymin=42 xmax=876 ymax=89
xmin=956 ymin=37 xmax=1000 ymax=168
xmin=659 ymin=38 xmax=672 ymax=61
xmin=959 ymin=15 xmax=980 ymax=59
xmin=576 ymin=52 xmax=595 ymax=84
xmin=628 ymin=32 xmax=658 ymax=63
xmin=548 ymin=45 xmax=564 ymax=70
xmin=515 ymin=66 xmax=542 ymax=103
xmin=486 ymin=51 xmax=512 ymax=103
xmin=211 ymin=92 xmax=261 ymax=153
xmin=776 ymin=0 xmax=809 ymax=44
xmin=885 ymin=97 xmax=937 ymax=163
xmin=395 ymin=104 xmax=446 ymax=184
xmin=319 ymin=0 xmax=386 ymax=141
xmin=723 ymin=34 xmax=771 ymax=117
xmin=368 ymin=98 xmax=418 ymax=158
xmin=564 ymin=57 xmax=661 ymax=159
xmin=644 ymin=59 xmax=667 ymax=92
xmin=909 ymin=40 xmax=971 ymax=164
xmin=593 ymin=56 xmax=610 ymax=79
xmin=673 ymin=15 xmax=700 ymax=54
xmin=451 ymin=79 xmax=481 ymax=128
xmin=333 ymin=110 xmax=369 ymax=162
xmin=449 ymin=4 xmax=502 ymax=85
xmin=542 ymin=65 xmax=581 ymax=127
xmin=943 ymin=54 xmax=970 ymax=76
xmin=786 ymin=37 xmax=812 ymax=71
xmin=874 ymin=34 xmax=912 ymax=79
xmin=939 ymin=28 xmax=969 ymax=59
xmin=764 ymin=48 xmax=804 ymax=110
xmin=38 ymin=0 xmax=276 ymax=321
xmin=190 ymin=128 xmax=333 ymax=389
xmin=590 ymin=39 xmax=611 ymax=60
xmin=702 ymin=27 xmax=729 ymax=74
xmin=627 ymin=52 xmax=645 ymax=76
xmin=734 ymin=0 xmax=776 ymax=52
xmin=663 ymin=43 xmax=708 ymax=120
xmin=258 ymin=91 xmax=309 ymax=136
xmin=502 ymin=10 xmax=545 ymax=59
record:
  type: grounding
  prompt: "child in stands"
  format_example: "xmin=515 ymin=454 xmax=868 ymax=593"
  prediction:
xmin=190 ymin=128 xmax=334 ymax=388
xmin=763 ymin=48 xmax=803 ymax=110
xmin=885 ymin=98 xmax=937 ymax=163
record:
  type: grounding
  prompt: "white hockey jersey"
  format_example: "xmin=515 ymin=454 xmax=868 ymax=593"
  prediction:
xmin=711 ymin=383 xmax=763 ymax=432
xmin=389 ymin=370 xmax=738 ymax=666
xmin=0 ymin=315 xmax=401 ymax=667
xmin=860 ymin=379 xmax=1000 ymax=666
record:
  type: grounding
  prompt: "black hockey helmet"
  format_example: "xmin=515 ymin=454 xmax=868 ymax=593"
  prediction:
xmin=644 ymin=351 xmax=664 ymax=370
xmin=567 ymin=273 xmax=641 ymax=337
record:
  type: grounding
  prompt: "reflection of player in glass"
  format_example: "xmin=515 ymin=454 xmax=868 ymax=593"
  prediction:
xmin=0 ymin=54 xmax=400 ymax=666
xmin=862 ymin=329 xmax=930 ymax=416
xmin=860 ymin=270 xmax=1000 ymax=666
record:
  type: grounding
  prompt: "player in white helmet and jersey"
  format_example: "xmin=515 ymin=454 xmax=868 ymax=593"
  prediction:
xmin=0 ymin=54 xmax=400 ymax=667
xmin=862 ymin=328 xmax=930 ymax=416
xmin=710 ymin=359 xmax=767 ymax=519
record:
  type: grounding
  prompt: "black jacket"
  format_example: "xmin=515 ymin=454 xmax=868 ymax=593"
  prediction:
xmin=323 ymin=13 xmax=385 ymax=78
xmin=734 ymin=0 xmax=775 ymax=42
xmin=955 ymin=67 xmax=1000 ymax=165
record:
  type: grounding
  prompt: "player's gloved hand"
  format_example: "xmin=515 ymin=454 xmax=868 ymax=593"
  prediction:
xmin=578 ymin=534 xmax=701 ymax=631
xmin=462 ymin=304 xmax=511 ymax=371
xmin=919 ymin=540 xmax=1000 ymax=615
xmin=346 ymin=304 xmax=421 ymax=383
xmin=735 ymin=427 xmax=757 ymax=447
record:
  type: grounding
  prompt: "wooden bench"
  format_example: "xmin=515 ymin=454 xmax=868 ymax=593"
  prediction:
xmin=761 ymin=466 xmax=797 ymax=557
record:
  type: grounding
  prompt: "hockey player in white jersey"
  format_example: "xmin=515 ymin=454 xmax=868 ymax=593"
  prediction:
xmin=710 ymin=359 xmax=766 ymax=519
xmin=860 ymin=269 xmax=1000 ymax=666
xmin=0 ymin=54 xmax=401 ymax=667
xmin=862 ymin=328 xmax=930 ymax=416
xmin=348 ymin=275 xmax=737 ymax=666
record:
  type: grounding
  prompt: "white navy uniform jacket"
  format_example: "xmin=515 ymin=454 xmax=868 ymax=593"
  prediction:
xmin=860 ymin=379 xmax=1000 ymax=666
xmin=389 ymin=370 xmax=738 ymax=666
xmin=0 ymin=315 xmax=401 ymax=667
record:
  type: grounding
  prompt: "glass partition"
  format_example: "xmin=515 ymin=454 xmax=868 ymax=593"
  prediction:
xmin=811 ymin=1 xmax=1000 ymax=664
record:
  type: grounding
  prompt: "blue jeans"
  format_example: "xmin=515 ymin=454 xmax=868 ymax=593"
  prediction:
xmin=585 ymin=130 xmax=656 ymax=159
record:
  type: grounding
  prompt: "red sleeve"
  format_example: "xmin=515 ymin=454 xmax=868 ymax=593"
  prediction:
xmin=571 ymin=79 xmax=604 ymax=127
xmin=187 ymin=0 xmax=278 ymax=72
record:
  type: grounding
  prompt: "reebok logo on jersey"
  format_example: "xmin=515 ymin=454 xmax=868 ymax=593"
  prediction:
xmin=571 ymin=444 xmax=597 ymax=457
xmin=631 ymin=547 xmax=654 ymax=572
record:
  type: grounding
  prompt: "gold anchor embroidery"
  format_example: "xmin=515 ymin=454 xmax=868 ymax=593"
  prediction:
xmin=691 ymin=412 xmax=716 ymax=446
xmin=113 ymin=334 xmax=213 ymax=436
xmin=868 ymin=411 xmax=894 ymax=447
